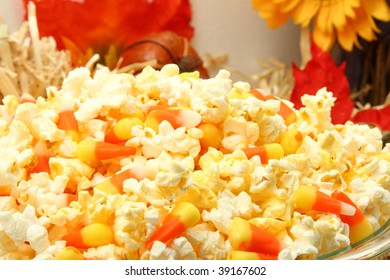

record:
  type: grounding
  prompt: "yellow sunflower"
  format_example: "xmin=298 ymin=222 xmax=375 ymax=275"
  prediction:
xmin=252 ymin=0 xmax=390 ymax=51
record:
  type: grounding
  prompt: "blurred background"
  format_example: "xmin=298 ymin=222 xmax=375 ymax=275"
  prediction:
xmin=0 ymin=0 xmax=301 ymax=84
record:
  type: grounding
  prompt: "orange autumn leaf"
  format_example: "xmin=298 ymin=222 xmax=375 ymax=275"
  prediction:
xmin=24 ymin=0 xmax=194 ymax=66
xmin=290 ymin=41 xmax=354 ymax=124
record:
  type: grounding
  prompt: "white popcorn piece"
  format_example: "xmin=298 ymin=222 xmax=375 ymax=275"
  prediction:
xmin=0 ymin=67 xmax=389 ymax=261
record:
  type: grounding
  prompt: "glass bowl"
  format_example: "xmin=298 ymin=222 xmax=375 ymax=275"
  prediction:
xmin=317 ymin=219 xmax=390 ymax=260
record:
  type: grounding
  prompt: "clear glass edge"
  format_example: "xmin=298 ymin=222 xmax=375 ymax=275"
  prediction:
xmin=317 ymin=219 xmax=390 ymax=260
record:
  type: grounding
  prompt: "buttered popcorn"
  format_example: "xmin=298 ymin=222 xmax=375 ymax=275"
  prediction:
xmin=0 ymin=64 xmax=389 ymax=260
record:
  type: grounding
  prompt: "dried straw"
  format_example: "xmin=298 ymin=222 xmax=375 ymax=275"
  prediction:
xmin=0 ymin=2 xmax=71 ymax=102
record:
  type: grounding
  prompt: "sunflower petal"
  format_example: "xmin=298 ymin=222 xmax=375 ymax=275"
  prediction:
xmin=342 ymin=0 xmax=360 ymax=18
xmin=252 ymin=0 xmax=290 ymax=28
xmin=274 ymin=0 xmax=301 ymax=13
xmin=315 ymin=3 xmax=333 ymax=32
xmin=267 ymin=11 xmax=292 ymax=29
xmin=330 ymin=0 xmax=347 ymax=30
xmin=336 ymin=20 xmax=359 ymax=51
xmin=292 ymin=0 xmax=320 ymax=27
xmin=361 ymin=0 xmax=390 ymax=22
xmin=353 ymin=8 xmax=378 ymax=41
xmin=313 ymin=24 xmax=336 ymax=51
xmin=252 ymin=0 xmax=277 ymax=18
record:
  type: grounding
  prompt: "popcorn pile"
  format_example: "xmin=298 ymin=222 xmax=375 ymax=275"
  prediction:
xmin=0 ymin=65 xmax=389 ymax=260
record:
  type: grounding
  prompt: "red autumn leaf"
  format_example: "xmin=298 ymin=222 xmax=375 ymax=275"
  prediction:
xmin=290 ymin=41 xmax=354 ymax=124
xmin=24 ymin=0 xmax=193 ymax=63
xmin=351 ymin=105 xmax=390 ymax=131
xmin=160 ymin=0 xmax=194 ymax=40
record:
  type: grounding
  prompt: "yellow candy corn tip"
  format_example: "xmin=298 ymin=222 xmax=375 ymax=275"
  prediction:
xmin=293 ymin=185 xmax=316 ymax=210
xmin=94 ymin=180 xmax=120 ymax=195
xmin=171 ymin=202 xmax=201 ymax=228
xmin=55 ymin=246 xmax=85 ymax=260
xmin=228 ymin=217 xmax=252 ymax=250
xmin=264 ymin=143 xmax=284 ymax=160
xmin=76 ymin=139 xmax=97 ymax=162
xmin=67 ymin=130 xmax=80 ymax=142
xmin=350 ymin=219 xmax=374 ymax=244
xmin=279 ymin=128 xmax=302 ymax=155
xmin=227 ymin=250 xmax=260 ymax=260
xmin=113 ymin=117 xmax=144 ymax=140
xmin=198 ymin=123 xmax=222 ymax=149
xmin=144 ymin=115 xmax=160 ymax=132
xmin=81 ymin=223 xmax=114 ymax=248
xmin=284 ymin=112 xmax=296 ymax=126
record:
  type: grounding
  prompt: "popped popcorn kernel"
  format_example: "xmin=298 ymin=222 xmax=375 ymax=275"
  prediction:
xmin=0 ymin=66 xmax=388 ymax=260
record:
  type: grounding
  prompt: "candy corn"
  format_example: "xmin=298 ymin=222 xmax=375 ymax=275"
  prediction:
xmin=56 ymin=104 xmax=79 ymax=142
xmin=145 ymin=202 xmax=200 ymax=250
xmin=0 ymin=185 xmax=11 ymax=196
xmin=27 ymin=141 xmax=51 ymax=176
xmin=20 ymin=93 xmax=36 ymax=103
xmin=279 ymin=127 xmax=303 ymax=155
xmin=141 ymin=104 xmax=173 ymax=115
xmin=104 ymin=117 xmax=143 ymax=143
xmin=62 ymin=223 xmax=114 ymax=249
xmin=331 ymin=191 xmax=374 ymax=244
xmin=250 ymin=89 xmax=296 ymax=125
xmin=227 ymin=250 xmax=278 ymax=260
xmin=198 ymin=123 xmax=222 ymax=151
xmin=243 ymin=143 xmax=284 ymax=164
xmin=76 ymin=139 xmax=136 ymax=162
xmin=94 ymin=165 xmax=153 ymax=195
xmin=55 ymin=246 xmax=85 ymax=260
xmin=228 ymin=217 xmax=283 ymax=256
xmin=55 ymin=193 xmax=78 ymax=208
xmin=293 ymin=185 xmax=356 ymax=216
xmin=144 ymin=108 xmax=202 ymax=132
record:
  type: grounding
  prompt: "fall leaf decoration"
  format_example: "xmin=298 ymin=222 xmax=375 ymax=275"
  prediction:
xmin=118 ymin=31 xmax=209 ymax=77
xmin=290 ymin=41 xmax=354 ymax=124
xmin=23 ymin=0 xmax=194 ymax=68
xmin=352 ymin=105 xmax=390 ymax=131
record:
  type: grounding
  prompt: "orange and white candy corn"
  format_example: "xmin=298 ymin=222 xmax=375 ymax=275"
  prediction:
xmin=104 ymin=117 xmax=144 ymax=143
xmin=243 ymin=143 xmax=284 ymax=164
xmin=20 ymin=93 xmax=36 ymax=104
xmin=0 ymin=185 xmax=11 ymax=196
xmin=62 ymin=223 xmax=114 ymax=249
xmin=331 ymin=191 xmax=374 ymax=244
xmin=226 ymin=250 xmax=278 ymax=260
xmin=145 ymin=202 xmax=200 ymax=250
xmin=76 ymin=139 xmax=136 ymax=162
xmin=54 ymin=193 xmax=78 ymax=208
xmin=227 ymin=250 xmax=278 ymax=260
xmin=279 ymin=127 xmax=303 ymax=155
xmin=250 ymin=89 xmax=296 ymax=125
xmin=55 ymin=246 xmax=85 ymax=260
xmin=94 ymin=165 xmax=153 ymax=195
xmin=293 ymin=185 xmax=356 ymax=216
xmin=228 ymin=217 xmax=283 ymax=256
xmin=144 ymin=107 xmax=202 ymax=132
xmin=197 ymin=123 xmax=222 ymax=151
xmin=27 ymin=141 xmax=51 ymax=177
xmin=56 ymin=103 xmax=79 ymax=142
xmin=141 ymin=104 xmax=172 ymax=115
